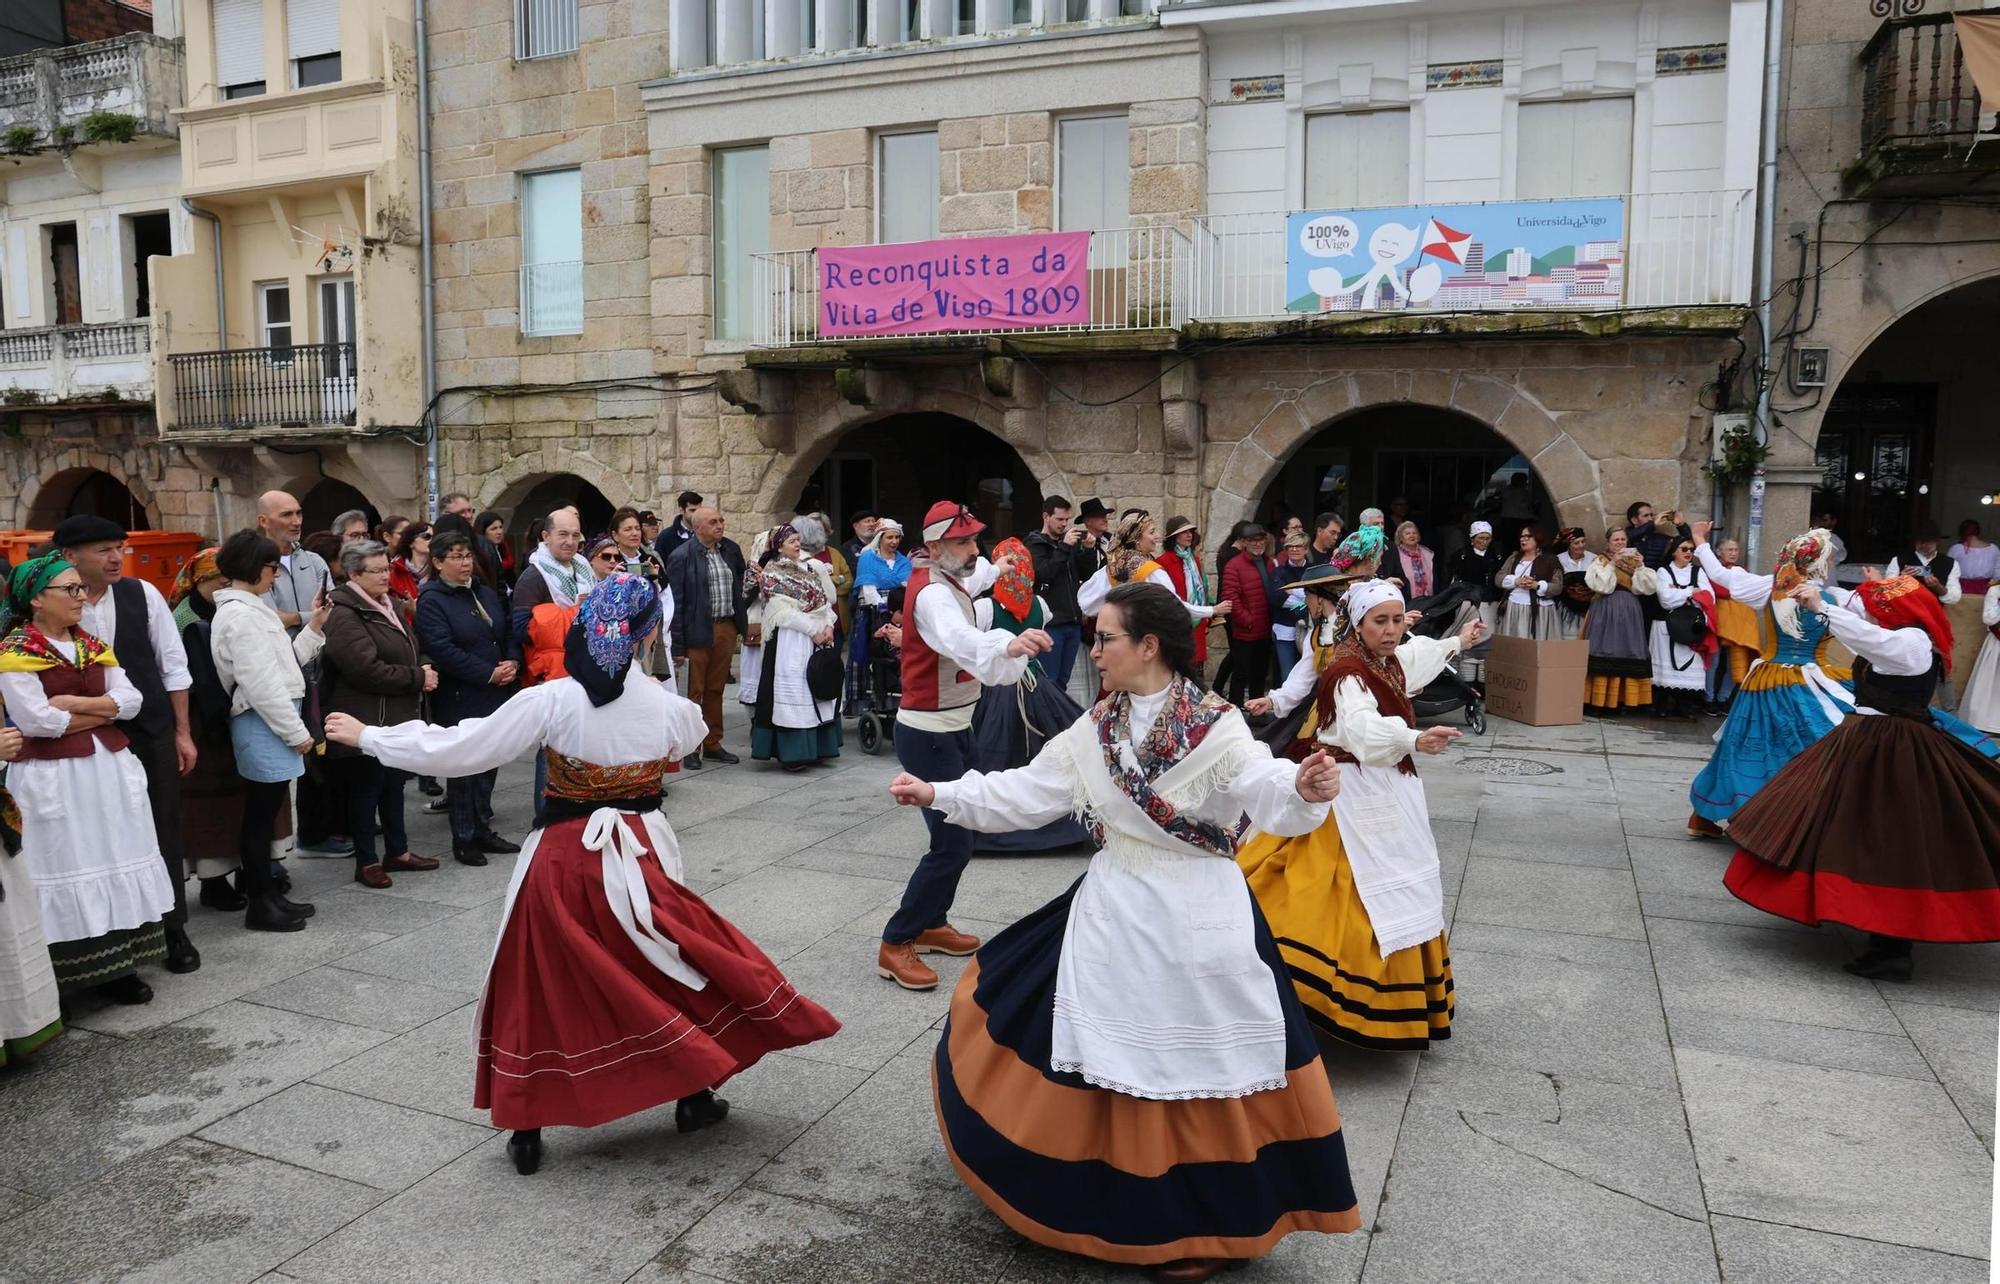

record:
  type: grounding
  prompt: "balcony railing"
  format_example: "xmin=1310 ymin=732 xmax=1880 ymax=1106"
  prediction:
xmin=168 ymin=343 xmax=358 ymax=433
xmin=0 ymin=32 xmax=184 ymax=150
xmin=747 ymin=225 xmax=1189 ymax=348
xmin=1188 ymin=189 xmax=1754 ymax=323
xmin=1849 ymin=9 xmax=2000 ymax=195
xmin=0 ymin=321 xmax=151 ymax=401
xmin=520 ymin=261 xmax=584 ymax=337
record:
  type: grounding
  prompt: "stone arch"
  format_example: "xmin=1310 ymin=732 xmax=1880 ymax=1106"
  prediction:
xmin=754 ymin=391 xmax=1076 ymax=535
xmin=1800 ymin=265 xmax=2000 ymax=449
xmin=300 ymin=477 xmax=377 ymax=536
xmin=487 ymin=470 xmax=617 ymax=544
xmin=24 ymin=460 xmax=157 ymax=531
xmin=1203 ymin=372 xmax=1602 ymax=541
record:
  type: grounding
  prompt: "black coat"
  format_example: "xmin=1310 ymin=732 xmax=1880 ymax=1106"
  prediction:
xmin=1024 ymin=529 xmax=1094 ymax=626
xmin=414 ymin=576 xmax=517 ymax=725
xmin=665 ymin=536 xmax=748 ymax=654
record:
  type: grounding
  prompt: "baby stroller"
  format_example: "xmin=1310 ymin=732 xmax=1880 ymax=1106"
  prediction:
xmin=1406 ymin=581 xmax=1490 ymax=736
xmin=851 ymin=591 xmax=904 ymax=755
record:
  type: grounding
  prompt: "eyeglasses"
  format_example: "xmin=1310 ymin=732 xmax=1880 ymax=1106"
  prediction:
xmin=262 ymin=561 xmax=281 ymax=571
xmin=45 ymin=583 xmax=87 ymax=598
xmin=1090 ymin=631 xmax=1131 ymax=650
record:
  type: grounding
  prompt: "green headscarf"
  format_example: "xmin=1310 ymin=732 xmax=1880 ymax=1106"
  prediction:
xmin=2 ymin=554 xmax=72 ymax=634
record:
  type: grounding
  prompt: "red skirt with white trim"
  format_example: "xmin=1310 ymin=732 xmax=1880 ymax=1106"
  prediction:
xmin=474 ymin=815 xmax=840 ymax=1130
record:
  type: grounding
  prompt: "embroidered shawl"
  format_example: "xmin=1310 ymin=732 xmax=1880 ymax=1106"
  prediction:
xmin=0 ymin=625 xmax=117 ymax=674
xmin=1088 ymin=677 xmax=1245 ymax=858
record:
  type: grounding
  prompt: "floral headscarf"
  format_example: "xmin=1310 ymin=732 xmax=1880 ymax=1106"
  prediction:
xmin=171 ymin=547 xmax=223 ymax=630
xmin=1108 ymin=511 xmax=1157 ymax=585
xmin=1328 ymin=525 xmax=1387 ymax=575
xmin=991 ymin=536 xmax=1036 ymax=624
xmin=563 ymin=572 xmax=661 ymax=707
xmin=1 ymin=554 xmax=73 ymax=636
xmin=1772 ymin=528 xmax=1835 ymax=598
xmin=1857 ymin=574 xmax=1955 ymax=673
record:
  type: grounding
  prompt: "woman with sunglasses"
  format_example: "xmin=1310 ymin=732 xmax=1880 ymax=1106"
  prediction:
xmin=0 ymin=554 xmax=178 ymax=1002
xmin=208 ymin=530 xmax=332 ymax=931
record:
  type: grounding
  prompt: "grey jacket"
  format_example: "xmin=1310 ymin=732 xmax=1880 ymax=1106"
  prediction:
xmin=269 ymin=545 xmax=333 ymax=639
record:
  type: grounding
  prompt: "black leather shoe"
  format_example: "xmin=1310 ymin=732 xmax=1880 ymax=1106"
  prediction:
xmin=245 ymin=895 xmax=306 ymax=932
xmin=268 ymin=861 xmax=293 ymax=895
xmin=1844 ymin=950 xmax=1914 ymax=982
xmin=475 ymin=832 xmax=518 ymax=855
xmin=163 ymin=926 xmax=201 ymax=974
xmin=271 ymin=892 xmax=316 ymax=919
xmin=706 ymin=748 xmax=741 ymax=766
xmin=682 ymin=753 xmax=703 ymax=770
xmin=675 ymin=1089 xmax=730 ymax=1134
xmin=453 ymin=845 xmax=489 ymax=867
xmin=508 ymin=1128 xmax=543 ymax=1175
xmin=198 ymin=877 xmax=247 ymax=912
xmin=100 ymin=973 xmax=154 ymax=1005
xmin=420 ymin=776 xmax=444 ymax=797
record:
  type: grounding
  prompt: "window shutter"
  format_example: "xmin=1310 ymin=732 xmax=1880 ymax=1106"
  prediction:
xmin=214 ymin=0 xmax=266 ymax=88
xmin=520 ymin=169 xmax=583 ymax=266
xmin=287 ymin=0 xmax=340 ymax=61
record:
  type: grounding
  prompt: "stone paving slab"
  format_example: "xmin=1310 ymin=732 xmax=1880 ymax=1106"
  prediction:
xmin=2 ymin=707 xmax=1992 ymax=1282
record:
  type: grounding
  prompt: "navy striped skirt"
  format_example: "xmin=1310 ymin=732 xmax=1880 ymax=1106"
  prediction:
xmin=932 ymin=878 xmax=1361 ymax=1265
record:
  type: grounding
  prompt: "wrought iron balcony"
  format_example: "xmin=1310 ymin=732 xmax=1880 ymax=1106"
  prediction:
xmin=0 ymin=32 xmax=184 ymax=152
xmin=1848 ymin=7 xmax=2000 ymax=196
xmin=168 ymin=343 xmax=358 ymax=433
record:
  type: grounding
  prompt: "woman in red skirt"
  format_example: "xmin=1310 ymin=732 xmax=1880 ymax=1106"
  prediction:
xmin=326 ymin=573 xmax=838 ymax=1174
xmin=1724 ymin=573 xmax=2000 ymax=981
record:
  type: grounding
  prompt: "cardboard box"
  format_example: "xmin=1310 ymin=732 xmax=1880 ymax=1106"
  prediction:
xmin=1482 ymin=636 xmax=1591 ymax=727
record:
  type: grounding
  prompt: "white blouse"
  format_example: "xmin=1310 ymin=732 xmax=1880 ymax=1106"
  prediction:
xmin=0 ymin=640 xmax=143 ymax=737
xmin=1321 ymin=636 xmax=1462 ymax=766
xmin=1655 ymin=561 xmax=1707 ymax=611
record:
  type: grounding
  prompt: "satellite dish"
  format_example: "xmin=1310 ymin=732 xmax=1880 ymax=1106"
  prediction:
xmin=1409 ymin=262 xmax=1444 ymax=304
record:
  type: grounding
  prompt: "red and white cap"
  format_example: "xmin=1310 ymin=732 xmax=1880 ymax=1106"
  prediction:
xmin=921 ymin=500 xmax=986 ymax=542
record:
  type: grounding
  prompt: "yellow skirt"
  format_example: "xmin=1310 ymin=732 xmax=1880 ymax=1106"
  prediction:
xmin=1586 ymin=673 xmax=1652 ymax=710
xmin=1237 ymin=820 xmax=1454 ymax=1051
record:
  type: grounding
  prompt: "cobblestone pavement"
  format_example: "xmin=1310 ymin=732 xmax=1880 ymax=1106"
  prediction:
xmin=1 ymin=701 xmax=1993 ymax=1283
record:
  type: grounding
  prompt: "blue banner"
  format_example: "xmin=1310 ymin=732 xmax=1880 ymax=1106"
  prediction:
xmin=1285 ymin=198 xmax=1625 ymax=314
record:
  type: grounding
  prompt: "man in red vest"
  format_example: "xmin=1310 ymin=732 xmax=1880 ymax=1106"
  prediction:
xmin=877 ymin=501 xmax=1052 ymax=991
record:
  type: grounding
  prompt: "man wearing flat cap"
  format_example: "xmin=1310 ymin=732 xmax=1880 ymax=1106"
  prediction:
xmin=876 ymin=500 xmax=1052 ymax=992
xmin=54 ymin=514 xmax=201 ymax=975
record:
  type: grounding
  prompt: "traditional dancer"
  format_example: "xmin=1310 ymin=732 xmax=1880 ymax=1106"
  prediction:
xmin=898 ymin=582 xmax=1359 ymax=1281
xmin=0 ymin=555 xmax=177 ymax=1005
xmin=879 ymin=501 xmax=1048 ymax=992
xmin=1723 ymin=575 xmax=2000 ymax=981
xmin=968 ymin=537 xmax=1091 ymax=852
xmin=1649 ymin=533 xmax=1713 ymax=718
xmin=1686 ymin=524 xmax=1854 ymax=837
xmin=0 ymin=712 xmax=63 ymax=1065
xmin=1960 ymin=584 xmax=2000 ymax=735
xmin=324 ymin=574 xmax=839 ymax=1175
xmin=1582 ymin=528 xmax=1655 ymax=714
xmin=1237 ymin=579 xmax=1480 ymax=1051
xmin=1248 ymin=562 xmax=1363 ymax=756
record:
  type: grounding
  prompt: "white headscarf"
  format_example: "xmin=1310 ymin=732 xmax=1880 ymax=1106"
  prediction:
xmin=1469 ymin=520 xmax=1494 ymax=539
xmin=868 ymin=518 xmax=905 ymax=557
xmin=1343 ymin=577 xmax=1405 ymax=623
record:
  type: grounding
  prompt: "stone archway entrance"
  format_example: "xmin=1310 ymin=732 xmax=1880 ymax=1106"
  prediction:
xmin=1810 ymin=275 xmax=2000 ymax=568
xmin=27 ymin=467 xmax=152 ymax=531
xmin=301 ymin=477 xmax=377 ymax=538
xmin=500 ymin=473 xmax=616 ymax=545
xmin=1258 ymin=405 xmax=1561 ymax=552
xmin=789 ymin=413 xmax=1045 ymax=541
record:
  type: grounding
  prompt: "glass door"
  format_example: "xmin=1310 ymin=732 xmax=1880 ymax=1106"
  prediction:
xmin=318 ymin=276 xmax=357 ymax=423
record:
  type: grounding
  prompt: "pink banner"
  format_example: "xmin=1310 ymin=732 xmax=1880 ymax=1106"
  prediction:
xmin=818 ymin=232 xmax=1091 ymax=338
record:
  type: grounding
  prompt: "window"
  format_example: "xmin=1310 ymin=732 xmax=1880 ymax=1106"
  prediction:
xmin=258 ymin=282 xmax=293 ymax=356
xmin=287 ymin=0 xmax=340 ymax=87
xmin=213 ymin=0 xmax=265 ymax=99
xmin=1065 ymin=0 xmax=1090 ymax=19
xmin=125 ymin=212 xmax=173 ymax=320
xmin=517 ymin=0 xmax=579 ymax=59
xmin=1011 ymin=0 xmax=1033 ymax=26
xmin=1058 ymin=114 xmax=1130 ymax=232
xmin=1305 ymin=111 xmax=1409 ymax=210
xmin=712 ymin=146 xmax=770 ymax=341
xmin=46 ymin=224 xmax=81 ymax=327
xmin=877 ymin=131 xmax=939 ymax=244
xmin=957 ymin=0 xmax=976 ymax=36
xmin=1516 ymin=98 xmax=1634 ymax=199
xmin=519 ymin=168 xmax=584 ymax=336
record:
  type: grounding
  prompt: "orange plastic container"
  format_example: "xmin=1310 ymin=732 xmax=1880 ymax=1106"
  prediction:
xmin=0 ymin=530 xmax=204 ymax=601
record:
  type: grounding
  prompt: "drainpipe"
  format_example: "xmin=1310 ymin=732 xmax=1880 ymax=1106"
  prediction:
xmin=210 ymin=477 xmax=226 ymax=543
xmin=416 ymin=0 xmax=440 ymax=520
xmin=1748 ymin=0 xmax=1785 ymax=572
xmin=181 ymin=197 xmax=226 ymax=433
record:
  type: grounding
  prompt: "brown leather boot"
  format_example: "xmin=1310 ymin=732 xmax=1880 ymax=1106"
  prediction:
xmin=1148 ymin=1259 xmax=1245 ymax=1283
xmin=913 ymin=924 xmax=981 ymax=956
xmin=876 ymin=942 xmax=939 ymax=991
xmin=1687 ymin=812 xmax=1727 ymax=839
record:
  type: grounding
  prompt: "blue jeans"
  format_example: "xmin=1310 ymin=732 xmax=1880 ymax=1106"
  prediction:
xmin=1706 ymin=654 xmax=1737 ymax=704
xmin=447 ymin=769 xmax=496 ymax=844
xmin=1044 ymin=622 xmax=1082 ymax=692
xmin=884 ymin=722 xmax=977 ymax=944
xmin=1273 ymin=637 xmax=1301 ymax=685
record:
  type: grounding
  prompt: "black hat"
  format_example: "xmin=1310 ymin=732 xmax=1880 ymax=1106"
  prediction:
xmin=849 ymin=509 xmax=879 ymax=525
xmin=1913 ymin=520 xmax=1943 ymax=541
xmin=1240 ymin=523 xmax=1268 ymax=540
xmin=1078 ymin=498 xmax=1111 ymax=519
xmin=51 ymin=514 xmax=126 ymax=548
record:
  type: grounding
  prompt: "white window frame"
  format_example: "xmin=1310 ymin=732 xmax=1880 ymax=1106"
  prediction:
xmin=257 ymin=281 xmax=294 ymax=361
xmin=516 ymin=0 xmax=580 ymax=60
xmin=874 ymin=129 xmax=940 ymax=245
xmin=213 ymin=0 xmax=265 ymax=97
xmin=1056 ymin=112 xmax=1130 ymax=233
xmin=712 ymin=145 xmax=771 ymax=342
xmin=519 ymin=167 xmax=585 ymax=337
